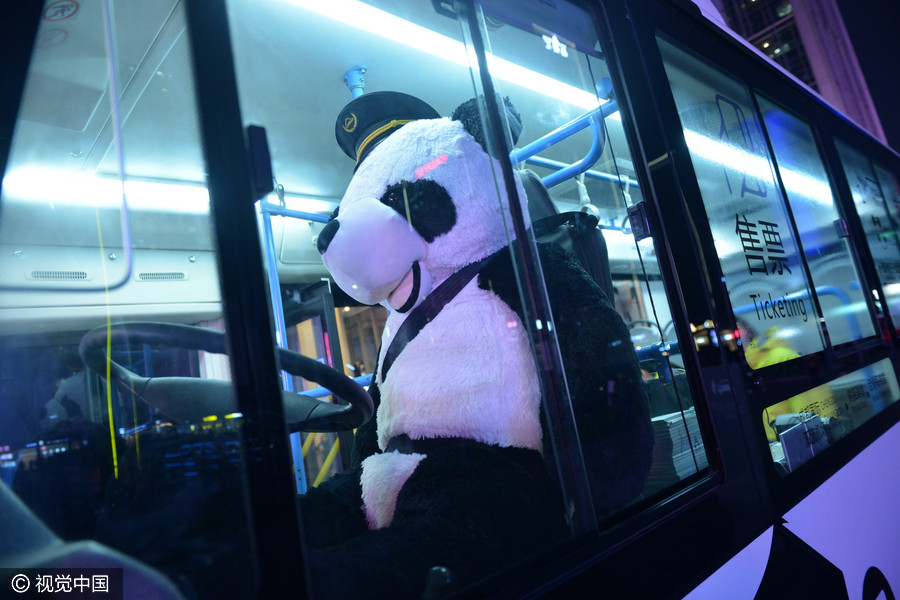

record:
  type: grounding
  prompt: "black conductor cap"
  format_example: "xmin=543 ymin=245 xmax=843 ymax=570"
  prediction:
xmin=335 ymin=91 xmax=440 ymax=168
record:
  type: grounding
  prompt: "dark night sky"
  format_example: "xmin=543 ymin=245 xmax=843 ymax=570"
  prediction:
xmin=835 ymin=0 xmax=900 ymax=152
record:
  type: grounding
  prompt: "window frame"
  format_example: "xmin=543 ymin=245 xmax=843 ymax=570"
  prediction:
xmin=181 ymin=0 xmax=307 ymax=594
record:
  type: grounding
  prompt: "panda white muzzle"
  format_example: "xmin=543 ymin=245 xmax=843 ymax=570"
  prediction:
xmin=318 ymin=199 xmax=432 ymax=312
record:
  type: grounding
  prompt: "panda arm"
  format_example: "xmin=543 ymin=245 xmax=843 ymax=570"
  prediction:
xmin=297 ymin=464 xmax=368 ymax=549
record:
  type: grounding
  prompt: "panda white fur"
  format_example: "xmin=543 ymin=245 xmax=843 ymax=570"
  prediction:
xmin=319 ymin=116 xmax=542 ymax=529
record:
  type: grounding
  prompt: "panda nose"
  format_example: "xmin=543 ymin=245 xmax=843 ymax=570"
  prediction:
xmin=317 ymin=219 xmax=340 ymax=255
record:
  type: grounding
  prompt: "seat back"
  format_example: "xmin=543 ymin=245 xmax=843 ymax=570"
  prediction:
xmin=520 ymin=169 xmax=615 ymax=301
xmin=0 ymin=480 xmax=185 ymax=599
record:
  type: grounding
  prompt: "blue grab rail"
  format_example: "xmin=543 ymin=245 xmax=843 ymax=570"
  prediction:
xmin=509 ymin=100 xmax=621 ymax=188
xmin=259 ymin=202 xmax=330 ymax=223
xmin=304 ymin=374 xmax=373 ymax=398
xmin=523 ymin=155 xmax=637 ymax=187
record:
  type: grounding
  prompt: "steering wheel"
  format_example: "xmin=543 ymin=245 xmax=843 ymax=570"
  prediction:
xmin=79 ymin=322 xmax=373 ymax=432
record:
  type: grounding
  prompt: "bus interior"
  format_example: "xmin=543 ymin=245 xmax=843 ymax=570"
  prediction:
xmin=2 ymin=0 xmax=899 ymax=598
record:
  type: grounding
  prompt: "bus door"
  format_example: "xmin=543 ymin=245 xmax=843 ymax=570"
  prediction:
xmin=0 ymin=0 xmax=386 ymax=595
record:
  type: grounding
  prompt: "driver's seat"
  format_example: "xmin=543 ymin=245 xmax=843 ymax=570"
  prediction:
xmin=520 ymin=169 xmax=615 ymax=301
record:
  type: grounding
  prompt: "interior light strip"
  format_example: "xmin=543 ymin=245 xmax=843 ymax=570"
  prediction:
xmin=2 ymin=168 xmax=210 ymax=213
xmin=285 ymin=0 xmax=602 ymax=110
xmin=2 ymin=167 xmax=337 ymax=215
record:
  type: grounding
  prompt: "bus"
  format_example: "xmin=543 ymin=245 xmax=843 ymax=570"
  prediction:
xmin=1 ymin=0 xmax=898 ymax=598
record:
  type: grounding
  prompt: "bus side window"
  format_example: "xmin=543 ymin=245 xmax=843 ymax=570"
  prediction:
xmin=756 ymin=97 xmax=877 ymax=347
xmin=835 ymin=141 xmax=900 ymax=329
xmin=763 ymin=358 xmax=900 ymax=473
xmin=657 ymin=35 xmax=827 ymax=371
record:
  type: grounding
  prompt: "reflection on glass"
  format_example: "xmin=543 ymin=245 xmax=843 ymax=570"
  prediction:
xmin=764 ymin=358 xmax=899 ymax=473
xmin=756 ymin=97 xmax=876 ymax=345
xmin=872 ymin=163 xmax=900 ymax=329
xmin=657 ymin=37 xmax=825 ymax=368
xmin=229 ymin=0 xmax=703 ymax=593
xmin=0 ymin=2 xmax=259 ymax=598
xmin=229 ymin=0 xmax=609 ymax=596
xmin=873 ymin=164 xmax=900 ymax=229
xmin=835 ymin=142 xmax=900 ymax=327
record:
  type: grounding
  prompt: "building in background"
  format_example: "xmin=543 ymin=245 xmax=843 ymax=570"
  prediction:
xmin=712 ymin=0 xmax=887 ymax=144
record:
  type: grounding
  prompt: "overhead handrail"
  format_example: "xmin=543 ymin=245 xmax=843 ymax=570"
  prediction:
xmin=523 ymin=156 xmax=637 ymax=188
xmin=509 ymin=100 xmax=620 ymax=188
xmin=543 ymin=112 xmax=605 ymax=188
xmin=509 ymin=102 xmax=613 ymax=164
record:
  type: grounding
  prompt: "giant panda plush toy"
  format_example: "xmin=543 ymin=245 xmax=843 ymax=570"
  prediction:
xmin=299 ymin=92 xmax=652 ymax=598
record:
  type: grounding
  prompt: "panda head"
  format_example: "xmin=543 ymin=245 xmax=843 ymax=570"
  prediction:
xmin=318 ymin=95 xmax=528 ymax=313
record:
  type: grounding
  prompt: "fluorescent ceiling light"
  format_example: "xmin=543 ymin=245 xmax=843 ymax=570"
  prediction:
xmin=286 ymin=0 xmax=602 ymax=110
xmin=2 ymin=167 xmax=210 ymax=214
xmin=3 ymin=167 xmax=338 ymax=216
xmin=683 ymin=130 xmax=773 ymax=182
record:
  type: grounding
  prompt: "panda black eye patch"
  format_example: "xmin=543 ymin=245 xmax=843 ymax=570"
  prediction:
xmin=380 ymin=180 xmax=457 ymax=243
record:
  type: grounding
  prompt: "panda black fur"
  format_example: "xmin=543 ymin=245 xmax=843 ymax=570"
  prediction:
xmin=301 ymin=97 xmax=652 ymax=598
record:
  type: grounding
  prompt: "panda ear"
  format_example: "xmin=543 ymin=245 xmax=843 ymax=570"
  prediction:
xmin=451 ymin=96 xmax=522 ymax=156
